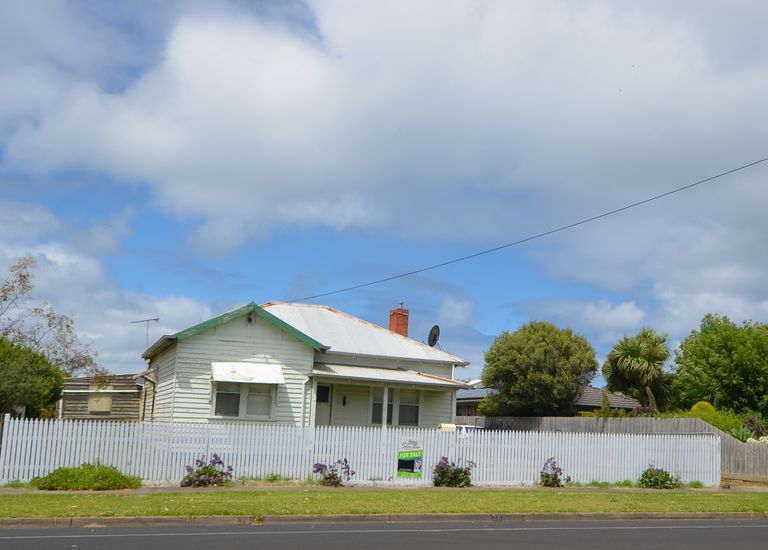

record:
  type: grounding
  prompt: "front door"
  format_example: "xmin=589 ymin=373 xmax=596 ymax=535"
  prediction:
xmin=315 ymin=384 xmax=332 ymax=425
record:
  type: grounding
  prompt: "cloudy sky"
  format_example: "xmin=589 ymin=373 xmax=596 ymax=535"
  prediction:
xmin=1 ymin=0 xmax=767 ymax=379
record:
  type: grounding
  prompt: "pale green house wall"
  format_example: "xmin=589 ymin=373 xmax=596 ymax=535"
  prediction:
xmin=151 ymin=346 xmax=177 ymax=421
xmin=146 ymin=312 xmax=460 ymax=427
xmin=172 ymin=314 xmax=315 ymax=423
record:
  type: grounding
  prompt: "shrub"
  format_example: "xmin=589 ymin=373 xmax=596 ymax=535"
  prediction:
xmin=742 ymin=416 xmax=765 ymax=438
xmin=630 ymin=405 xmax=656 ymax=417
xmin=30 ymin=462 xmax=141 ymax=490
xmin=432 ymin=457 xmax=474 ymax=487
xmin=313 ymin=458 xmax=355 ymax=487
xmin=729 ymin=426 xmax=757 ymax=442
xmin=691 ymin=401 xmax=715 ymax=414
xmin=637 ymin=466 xmax=682 ymax=489
xmin=180 ymin=454 xmax=233 ymax=487
xmin=540 ymin=457 xmax=570 ymax=487
xmin=660 ymin=407 xmax=754 ymax=435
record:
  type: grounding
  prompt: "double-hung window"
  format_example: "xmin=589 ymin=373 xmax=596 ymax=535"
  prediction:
xmin=214 ymin=383 xmax=273 ymax=419
xmin=214 ymin=382 xmax=241 ymax=417
xmin=398 ymin=389 xmax=420 ymax=426
xmin=211 ymin=362 xmax=284 ymax=420
xmin=371 ymin=388 xmax=393 ymax=425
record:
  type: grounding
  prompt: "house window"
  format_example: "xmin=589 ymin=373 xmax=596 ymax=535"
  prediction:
xmin=316 ymin=385 xmax=331 ymax=403
xmin=372 ymin=388 xmax=393 ymax=425
xmin=399 ymin=390 xmax=420 ymax=426
xmin=89 ymin=394 xmax=112 ymax=413
xmin=246 ymin=385 xmax=272 ymax=417
xmin=214 ymin=383 xmax=273 ymax=419
xmin=214 ymin=382 xmax=241 ymax=416
xmin=88 ymin=385 xmax=113 ymax=414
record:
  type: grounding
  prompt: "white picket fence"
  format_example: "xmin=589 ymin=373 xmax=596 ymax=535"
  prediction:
xmin=0 ymin=415 xmax=721 ymax=486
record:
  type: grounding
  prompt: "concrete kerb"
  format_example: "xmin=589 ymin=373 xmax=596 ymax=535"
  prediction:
xmin=2 ymin=512 xmax=767 ymax=529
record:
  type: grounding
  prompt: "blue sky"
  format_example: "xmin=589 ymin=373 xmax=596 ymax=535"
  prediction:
xmin=1 ymin=1 xmax=768 ymax=378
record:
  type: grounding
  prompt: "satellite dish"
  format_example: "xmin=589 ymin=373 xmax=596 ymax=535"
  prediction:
xmin=428 ymin=325 xmax=440 ymax=347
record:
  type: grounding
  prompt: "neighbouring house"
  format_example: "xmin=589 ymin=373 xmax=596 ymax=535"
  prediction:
xmin=140 ymin=302 xmax=468 ymax=427
xmin=455 ymin=385 xmax=640 ymax=417
xmin=57 ymin=374 xmax=143 ymax=420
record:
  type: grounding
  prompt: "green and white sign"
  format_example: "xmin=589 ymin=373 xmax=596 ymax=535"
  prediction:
xmin=397 ymin=437 xmax=424 ymax=479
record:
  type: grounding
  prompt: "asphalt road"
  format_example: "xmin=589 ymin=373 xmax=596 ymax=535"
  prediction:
xmin=1 ymin=520 xmax=768 ymax=550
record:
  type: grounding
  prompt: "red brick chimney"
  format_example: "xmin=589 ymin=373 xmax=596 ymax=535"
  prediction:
xmin=389 ymin=302 xmax=409 ymax=337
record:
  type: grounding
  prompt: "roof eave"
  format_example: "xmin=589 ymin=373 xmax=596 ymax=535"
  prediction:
xmin=324 ymin=349 xmax=469 ymax=366
xmin=142 ymin=335 xmax=176 ymax=360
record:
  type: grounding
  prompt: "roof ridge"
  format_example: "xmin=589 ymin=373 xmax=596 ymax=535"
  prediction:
xmin=262 ymin=302 xmax=466 ymax=364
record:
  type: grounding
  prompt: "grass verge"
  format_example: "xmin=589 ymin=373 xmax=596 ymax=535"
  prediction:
xmin=0 ymin=489 xmax=767 ymax=519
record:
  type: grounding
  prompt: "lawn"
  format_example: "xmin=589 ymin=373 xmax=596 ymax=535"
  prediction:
xmin=0 ymin=488 xmax=767 ymax=519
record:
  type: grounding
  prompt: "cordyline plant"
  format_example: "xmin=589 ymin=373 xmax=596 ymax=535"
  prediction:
xmin=313 ymin=458 xmax=355 ymax=486
xmin=180 ymin=454 xmax=233 ymax=487
xmin=540 ymin=457 xmax=570 ymax=487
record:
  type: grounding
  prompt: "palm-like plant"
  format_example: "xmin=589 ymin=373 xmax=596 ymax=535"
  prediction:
xmin=602 ymin=328 xmax=670 ymax=408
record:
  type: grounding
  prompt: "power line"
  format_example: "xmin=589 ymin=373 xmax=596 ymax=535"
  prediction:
xmin=291 ymin=155 xmax=768 ymax=303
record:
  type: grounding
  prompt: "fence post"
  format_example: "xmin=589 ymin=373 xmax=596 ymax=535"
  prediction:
xmin=0 ymin=414 xmax=10 ymax=482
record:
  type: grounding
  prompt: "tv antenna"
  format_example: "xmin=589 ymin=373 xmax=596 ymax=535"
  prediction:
xmin=130 ymin=317 xmax=160 ymax=348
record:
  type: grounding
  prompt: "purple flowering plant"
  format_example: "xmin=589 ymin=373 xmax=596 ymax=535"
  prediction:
xmin=637 ymin=465 xmax=682 ymax=489
xmin=180 ymin=454 xmax=234 ymax=487
xmin=540 ymin=457 xmax=570 ymax=487
xmin=313 ymin=458 xmax=355 ymax=486
xmin=432 ymin=456 xmax=474 ymax=487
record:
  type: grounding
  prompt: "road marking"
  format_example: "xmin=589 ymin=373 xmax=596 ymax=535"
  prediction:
xmin=2 ymin=523 xmax=768 ymax=540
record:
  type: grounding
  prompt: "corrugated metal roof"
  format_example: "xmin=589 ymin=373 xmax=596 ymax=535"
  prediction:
xmin=262 ymin=302 xmax=468 ymax=365
xmin=313 ymin=364 xmax=466 ymax=388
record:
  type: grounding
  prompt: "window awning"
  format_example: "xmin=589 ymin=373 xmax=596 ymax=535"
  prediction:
xmin=211 ymin=362 xmax=285 ymax=384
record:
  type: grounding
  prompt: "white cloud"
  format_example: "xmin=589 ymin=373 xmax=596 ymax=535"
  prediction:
xmin=513 ymin=298 xmax=646 ymax=347
xmin=582 ymin=300 xmax=645 ymax=332
xmin=6 ymin=1 xmax=766 ymax=253
xmin=0 ymin=219 xmax=213 ymax=374
xmin=1 ymin=1 xmax=768 ymax=360
xmin=0 ymin=201 xmax=60 ymax=241
xmin=72 ymin=208 xmax=134 ymax=256
xmin=439 ymin=296 xmax=477 ymax=328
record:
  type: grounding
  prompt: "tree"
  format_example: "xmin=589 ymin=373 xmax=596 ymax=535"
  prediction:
xmin=0 ymin=256 xmax=99 ymax=376
xmin=479 ymin=321 xmax=598 ymax=416
xmin=0 ymin=337 xmax=63 ymax=417
xmin=602 ymin=327 xmax=672 ymax=410
xmin=674 ymin=314 xmax=768 ymax=416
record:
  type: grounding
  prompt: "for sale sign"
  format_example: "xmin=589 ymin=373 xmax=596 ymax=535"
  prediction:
xmin=397 ymin=437 xmax=423 ymax=479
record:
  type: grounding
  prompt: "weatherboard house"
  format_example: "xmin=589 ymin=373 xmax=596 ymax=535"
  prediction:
xmin=140 ymin=302 xmax=468 ymax=427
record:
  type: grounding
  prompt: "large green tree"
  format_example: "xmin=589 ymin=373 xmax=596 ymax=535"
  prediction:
xmin=602 ymin=327 xmax=672 ymax=409
xmin=479 ymin=321 xmax=598 ymax=416
xmin=0 ymin=337 xmax=64 ymax=417
xmin=674 ymin=314 xmax=768 ymax=415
